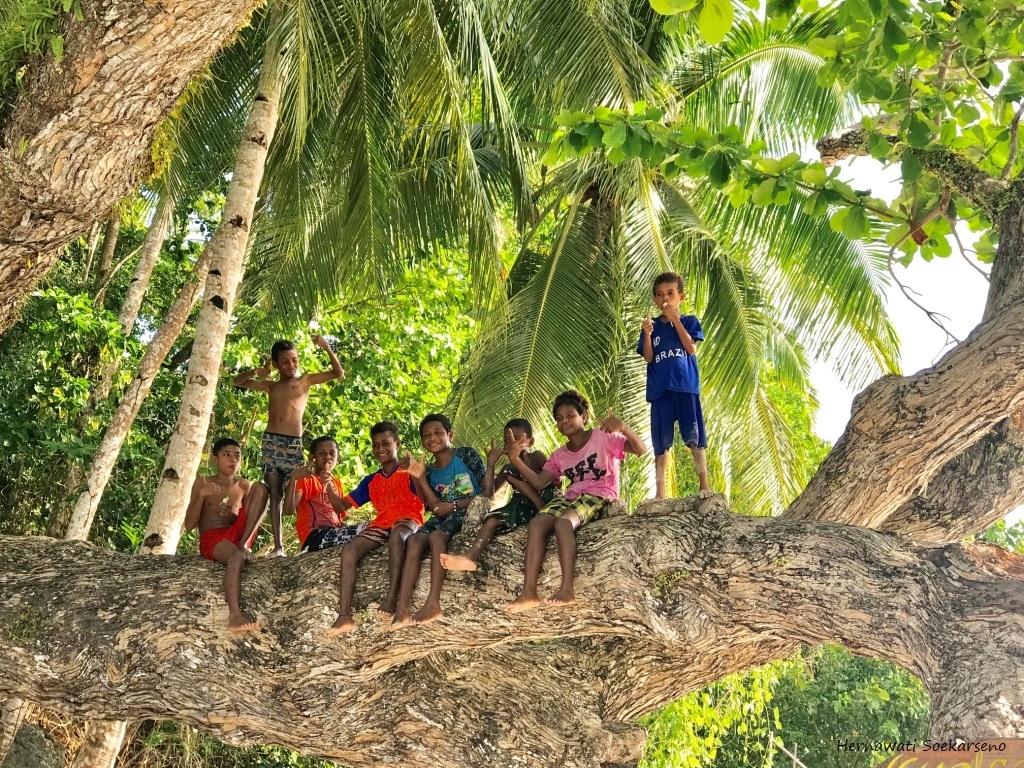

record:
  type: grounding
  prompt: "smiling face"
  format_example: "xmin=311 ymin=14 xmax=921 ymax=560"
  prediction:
xmin=653 ymin=279 xmax=685 ymax=314
xmin=371 ymin=431 xmax=400 ymax=465
xmin=553 ymin=404 xmax=587 ymax=438
xmin=313 ymin=440 xmax=339 ymax=474
xmin=273 ymin=348 xmax=300 ymax=379
xmin=213 ymin=444 xmax=242 ymax=476
xmin=420 ymin=420 xmax=453 ymax=455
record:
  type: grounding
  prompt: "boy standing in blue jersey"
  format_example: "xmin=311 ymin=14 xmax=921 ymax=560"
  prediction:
xmin=637 ymin=272 xmax=712 ymax=500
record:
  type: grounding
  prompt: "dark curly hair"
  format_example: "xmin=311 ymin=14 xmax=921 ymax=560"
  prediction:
xmin=551 ymin=389 xmax=590 ymax=418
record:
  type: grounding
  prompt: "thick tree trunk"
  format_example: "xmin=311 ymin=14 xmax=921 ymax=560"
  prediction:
xmin=0 ymin=0 xmax=262 ymax=332
xmin=2 ymin=498 xmax=1023 ymax=767
xmin=785 ymin=304 xmax=1024 ymax=527
xmin=0 ymin=699 xmax=30 ymax=763
xmin=64 ymin=250 xmax=212 ymax=542
xmin=67 ymin=722 xmax=126 ymax=768
xmin=95 ymin=214 xmax=121 ymax=289
xmin=142 ymin=49 xmax=283 ymax=557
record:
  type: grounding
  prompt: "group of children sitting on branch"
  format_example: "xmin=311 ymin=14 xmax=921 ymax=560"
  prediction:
xmin=183 ymin=272 xmax=711 ymax=633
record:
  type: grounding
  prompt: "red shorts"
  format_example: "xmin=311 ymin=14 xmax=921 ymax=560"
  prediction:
xmin=199 ymin=507 xmax=257 ymax=560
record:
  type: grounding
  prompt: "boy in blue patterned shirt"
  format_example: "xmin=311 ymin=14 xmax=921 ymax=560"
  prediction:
xmin=391 ymin=413 xmax=485 ymax=629
xmin=637 ymin=272 xmax=712 ymax=500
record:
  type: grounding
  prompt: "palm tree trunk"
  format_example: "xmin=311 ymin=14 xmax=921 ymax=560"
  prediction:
xmin=64 ymin=250 xmax=213 ymax=542
xmin=68 ymin=721 xmax=127 ymax=768
xmin=91 ymin=190 xmax=175 ymax=409
xmin=95 ymin=213 xmax=121 ymax=288
xmin=141 ymin=46 xmax=283 ymax=556
xmin=0 ymin=698 xmax=30 ymax=763
xmin=81 ymin=222 xmax=102 ymax=283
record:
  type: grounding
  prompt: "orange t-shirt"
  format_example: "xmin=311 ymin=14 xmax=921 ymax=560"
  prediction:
xmin=344 ymin=466 xmax=424 ymax=530
xmin=294 ymin=475 xmax=346 ymax=547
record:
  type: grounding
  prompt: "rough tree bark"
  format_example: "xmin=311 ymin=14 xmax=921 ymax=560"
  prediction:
xmin=67 ymin=721 xmax=127 ymax=768
xmin=142 ymin=44 xmax=283 ymax=556
xmin=2 ymin=498 xmax=1023 ymax=768
xmin=0 ymin=0 xmax=262 ymax=332
xmin=0 ymin=699 xmax=31 ymax=763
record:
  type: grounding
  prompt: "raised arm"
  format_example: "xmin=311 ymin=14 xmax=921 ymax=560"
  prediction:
xmin=234 ymin=361 xmax=272 ymax=392
xmin=507 ymin=436 xmax=557 ymax=491
xmin=306 ymin=335 xmax=344 ymax=386
xmin=323 ymin=476 xmax=352 ymax=513
xmin=482 ymin=438 xmax=507 ymax=497
xmin=641 ymin=316 xmax=654 ymax=363
xmin=599 ymin=409 xmax=647 ymax=456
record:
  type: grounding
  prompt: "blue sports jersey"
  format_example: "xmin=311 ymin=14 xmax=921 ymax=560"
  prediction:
xmin=636 ymin=315 xmax=705 ymax=401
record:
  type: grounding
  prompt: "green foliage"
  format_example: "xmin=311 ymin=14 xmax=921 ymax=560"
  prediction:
xmin=643 ymin=646 xmax=929 ymax=768
xmin=0 ymin=0 xmax=80 ymax=99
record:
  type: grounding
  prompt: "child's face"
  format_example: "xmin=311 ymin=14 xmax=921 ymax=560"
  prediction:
xmin=653 ymin=281 xmax=685 ymax=313
xmin=273 ymin=349 xmax=300 ymax=379
xmin=503 ymin=428 xmax=533 ymax=455
xmin=213 ymin=445 xmax=242 ymax=476
xmin=554 ymin=404 xmax=587 ymax=437
xmin=420 ymin=421 xmax=453 ymax=455
xmin=313 ymin=441 xmax=338 ymax=473
xmin=372 ymin=432 xmax=400 ymax=464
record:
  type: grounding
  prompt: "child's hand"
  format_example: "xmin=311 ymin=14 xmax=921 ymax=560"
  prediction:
xmin=642 ymin=316 xmax=654 ymax=336
xmin=290 ymin=464 xmax=313 ymax=480
xmin=398 ymin=451 xmax=411 ymax=470
xmin=507 ymin=475 xmax=527 ymax=492
xmin=254 ymin=359 xmax=271 ymax=378
xmin=406 ymin=452 xmax=426 ymax=478
xmin=506 ymin=430 xmax=530 ymax=460
xmin=203 ymin=479 xmax=224 ymax=498
xmin=486 ymin=438 xmax=504 ymax=466
xmin=599 ymin=408 xmax=626 ymax=434
xmin=661 ymin=303 xmax=681 ymax=323
xmin=317 ymin=468 xmax=333 ymax=484
xmin=312 ymin=334 xmax=331 ymax=350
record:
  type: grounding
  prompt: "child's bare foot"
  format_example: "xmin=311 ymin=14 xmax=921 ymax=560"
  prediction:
xmin=505 ymin=594 xmax=542 ymax=614
xmin=326 ymin=615 xmax=355 ymax=635
xmin=228 ymin=612 xmax=260 ymax=631
xmin=375 ymin=598 xmax=397 ymax=619
xmin=412 ymin=603 xmax=442 ymax=625
xmin=440 ymin=553 xmax=478 ymax=571
xmin=388 ymin=611 xmax=413 ymax=631
xmin=268 ymin=547 xmax=286 ymax=558
xmin=697 ymin=486 xmax=714 ymax=499
xmin=545 ymin=589 xmax=575 ymax=607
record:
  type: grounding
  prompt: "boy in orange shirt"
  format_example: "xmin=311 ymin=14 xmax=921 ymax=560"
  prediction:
xmin=286 ymin=436 xmax=362 ymax=553
xmin=326 ymin=421 xmax=426 ymax=635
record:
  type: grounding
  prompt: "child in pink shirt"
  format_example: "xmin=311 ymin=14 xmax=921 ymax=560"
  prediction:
xmin=504 ymin=389 xmax=646 ymax=612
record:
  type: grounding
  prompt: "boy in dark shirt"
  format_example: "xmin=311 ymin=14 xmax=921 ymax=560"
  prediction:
xmin=441 ymin=418 xmax=555 ymax=571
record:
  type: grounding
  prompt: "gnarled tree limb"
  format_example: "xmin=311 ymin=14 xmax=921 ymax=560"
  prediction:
xmin=0 ymin=0 xmax=260 ymax=331
xmin=2 ymin=498 xmax=1023 ymax=767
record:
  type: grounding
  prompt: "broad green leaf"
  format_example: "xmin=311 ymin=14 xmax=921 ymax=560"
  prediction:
xmin=698 ymin=0 xmax=734 ymax=45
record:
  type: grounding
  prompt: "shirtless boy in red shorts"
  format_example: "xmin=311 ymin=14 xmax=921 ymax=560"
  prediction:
xmin=185 ymin=438 xmax=268 ymax=631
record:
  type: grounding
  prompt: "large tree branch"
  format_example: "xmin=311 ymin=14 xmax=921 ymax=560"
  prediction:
xmin=785 ymin=305 xmax=1024 ymax=527
xmin=0 ymin=0 xmax=260 ymax=332
xmin=3 ymin=499 xmax=1024 ymax=768
xmin=879 ymin=415 xmax=1024 ymax=543
xmin=816 ymin=128 xmax=1007 ymax=215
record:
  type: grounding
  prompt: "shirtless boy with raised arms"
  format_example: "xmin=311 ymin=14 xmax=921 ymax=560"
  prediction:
xmin=234 ymin=336 xmax=343 ymax=556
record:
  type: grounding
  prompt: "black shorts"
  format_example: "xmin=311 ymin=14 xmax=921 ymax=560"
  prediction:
xmin=419 ymin=509 xmax=466 ymax=538
xmin=302 ymin=524 xmax=362 ymax=553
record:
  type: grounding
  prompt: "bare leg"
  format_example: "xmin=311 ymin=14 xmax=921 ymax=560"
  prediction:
xmin=327 ymin=535 xmax=380 ymax=635
xmin=442 ymin=517 xmax=502 ymax=571
xmin=377 ymin=527 xmax=411 ymax=617
xmin=239 ymin=481 xmax=268 ymax=555
xmin=390 ymin=532 xmax=427 ymax=630
xmin=412 ymin=530 xmax=449 ymax=624
xmin=689 ymin=446 xmax=713 ymax=499
xmin=546 ymin=511 xmax=580 ymax=606
xmin=654 ymin=452 xmax=669 ymax=500
xmin=506 ymin=514 xmax=556 ymax=613
xmin=267 ymin=473 xmax=285 ymax=556
xmin=211 ymin=540 xmax=259 ymax=631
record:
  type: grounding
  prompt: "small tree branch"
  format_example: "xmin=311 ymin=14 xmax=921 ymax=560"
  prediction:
xmin=1001 ymin=102 xmax=1024 ymax=181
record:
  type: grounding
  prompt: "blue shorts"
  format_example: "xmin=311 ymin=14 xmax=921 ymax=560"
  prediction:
xmin=651 ymin=391 xmax=707 ymax=456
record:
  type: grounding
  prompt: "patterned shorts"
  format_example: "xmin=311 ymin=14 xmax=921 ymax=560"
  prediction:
xmin=357 ymin=518 xmax=420 ymax=546
xmin=261 ymin=431 xmax=305 ymax=485
xmin=301 ymin=524 xmax=364 ymax=553
xmin=541 ymin=493 xmax=612 ymax=526
xmin=485 ymin=486 xmax=557 ymax=535
xmin=419 ymin=508 xmax=466 ymax=538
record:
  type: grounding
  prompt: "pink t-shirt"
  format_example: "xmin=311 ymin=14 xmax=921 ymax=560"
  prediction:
xmin=543 ymin=429 xmax=628 ymax=500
